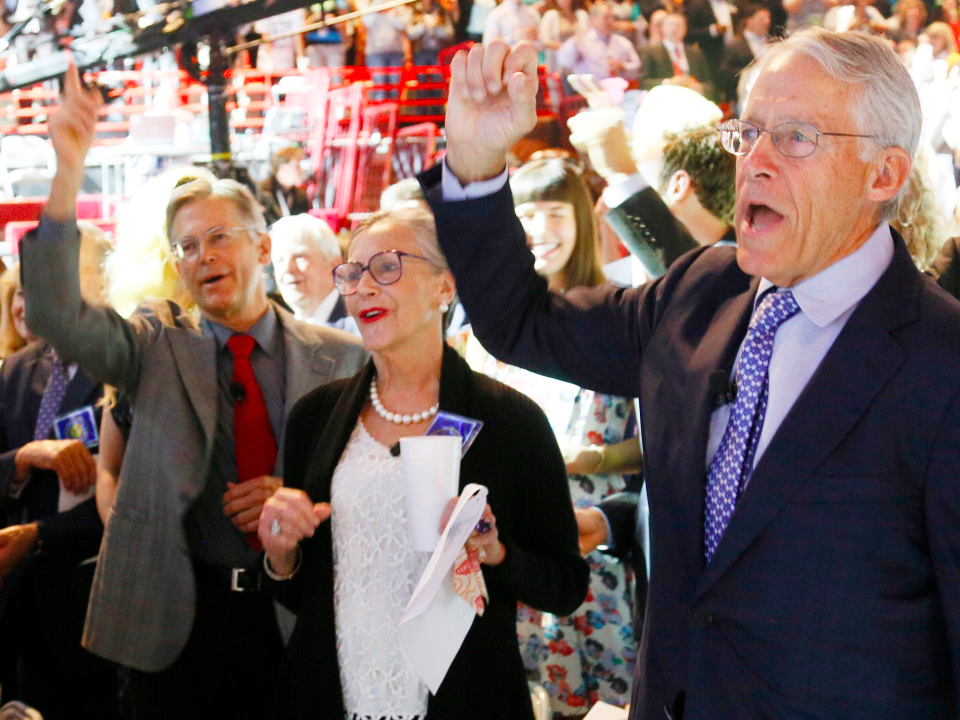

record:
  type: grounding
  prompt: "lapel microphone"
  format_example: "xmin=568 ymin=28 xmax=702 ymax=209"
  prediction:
xmin=709 ymin=370 xmax=737 ymax=408
xmin=229 ymin=381 xmax=246 ymax=403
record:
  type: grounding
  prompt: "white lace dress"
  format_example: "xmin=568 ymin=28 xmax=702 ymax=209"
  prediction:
xmin=331 ymin=421 xmax=432 ymax=720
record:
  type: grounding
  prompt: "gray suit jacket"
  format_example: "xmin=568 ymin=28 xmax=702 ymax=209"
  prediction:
xmin=20 ymin=217 xmax=367 ymax=672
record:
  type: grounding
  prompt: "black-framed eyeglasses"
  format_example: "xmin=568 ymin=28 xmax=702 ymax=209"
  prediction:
xmin=719 ymin=119 xmax=877 ymax=159
xmin=332 ymin=250 xmax=433 ymax=296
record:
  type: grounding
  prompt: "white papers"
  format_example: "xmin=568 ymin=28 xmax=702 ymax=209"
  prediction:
xmin=399 ymin=483 xmax=488 ymax=694
xmin=583 ymin=702 xmax=630 ymax=720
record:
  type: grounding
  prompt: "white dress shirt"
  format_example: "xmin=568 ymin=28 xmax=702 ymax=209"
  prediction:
xmin=707 ymin=0 xmax=736 ymax=44
xmin=555 ymin=27 xmax=641 ymax=80
xmin=305 ymin=288 xmax=343 ymax=326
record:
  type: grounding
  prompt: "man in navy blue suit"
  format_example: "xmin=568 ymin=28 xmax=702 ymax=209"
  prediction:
xmin=422 ymin=29 xmax=960 ymax=720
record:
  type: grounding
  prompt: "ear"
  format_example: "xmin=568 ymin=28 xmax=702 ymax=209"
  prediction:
xmin=664 ymin=170 xmax=692 ymax=205
xmin=257 ymin=232 xmax=272 ymax=266
xmin=438 ymin=270 xmax=457 ymax=307
xmin=865 ymin=146 xmax=911 ymax=205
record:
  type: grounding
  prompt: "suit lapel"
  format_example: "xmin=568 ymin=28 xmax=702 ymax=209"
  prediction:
xmin=166 ymin=329 xmax=218 ymax=445
xmin=58 ymin=367 xmax=101 ymax=417
xmin=667 ymin=278 xmax=757 ymax=576
xmin=277 ymin=309 xmax=339 ymax=475
xmin=696 ymin=237 xmax=918 ymax=597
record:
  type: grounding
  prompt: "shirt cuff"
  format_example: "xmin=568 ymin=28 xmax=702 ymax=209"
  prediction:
xmin=590 ymin=506 xmax=616 ymax=552
xmin=36 ymin=214 xmax=76 ymax=244
xmin=441 ymin=158 xmax=510 ymax=201
xmin=602 ymin=172 xmax=650 ymax=209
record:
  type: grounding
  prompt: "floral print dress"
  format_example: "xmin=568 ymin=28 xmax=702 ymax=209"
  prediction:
xmin=463 ymin=334 xmax=638 ymax=716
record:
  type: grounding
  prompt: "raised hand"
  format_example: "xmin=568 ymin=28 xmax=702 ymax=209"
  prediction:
xmin=47 ymin=56 xmax=102 ymax=221
xmin=444 ymin=41 xmax=539 ymax=185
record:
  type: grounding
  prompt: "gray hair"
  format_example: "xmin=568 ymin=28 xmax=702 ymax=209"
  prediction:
xmin=270 ymin=214 xmax=342 ymax=262
xmin=758 ymin=28 xmax=921 ymax=219
xmin=349 ymin=206 xmax=449 ymax=273
xmin=166 ymin=178 xmax=268 ymax=242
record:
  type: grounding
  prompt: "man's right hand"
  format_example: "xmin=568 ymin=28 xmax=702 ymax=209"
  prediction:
xmin=46 ymin=56 xmax=102 ymax=221
xmin=444 ymin=41 xmax=540 ymax=185
xmin=14 ymin=439 xmax=97 ymax=494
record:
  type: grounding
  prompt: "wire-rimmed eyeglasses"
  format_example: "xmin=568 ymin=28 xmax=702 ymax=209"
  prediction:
xmin=332 ymin=250 xmax=433 ymax=296
xmin=719 ymin=119 xmax=876 ymax=159
xmin=171 ymin=226 xmax=254 ymax=261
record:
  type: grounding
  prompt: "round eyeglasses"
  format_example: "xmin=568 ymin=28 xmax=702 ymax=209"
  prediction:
xmin=719 ymin=119 xmax=876 ymax=159
xmin=332 ymin=250 xmax=433 ymax=296
xmin=171 ymin=226 xmax=254 ymax=261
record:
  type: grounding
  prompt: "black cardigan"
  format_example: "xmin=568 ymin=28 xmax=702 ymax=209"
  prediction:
xmin=267 ymin=344 xmax=590 ymax=720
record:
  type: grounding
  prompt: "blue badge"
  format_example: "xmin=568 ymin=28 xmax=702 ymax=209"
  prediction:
xmin=54 ymin=406 xmax=99 ymax=449
xmin=425 ymin=412 xmax=483 ymax=457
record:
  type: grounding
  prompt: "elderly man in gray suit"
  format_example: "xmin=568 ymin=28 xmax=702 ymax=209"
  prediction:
xmin=20 ymin=62 xmax=367 ymax=720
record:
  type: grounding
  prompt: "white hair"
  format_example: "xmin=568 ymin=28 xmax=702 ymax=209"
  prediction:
xmin=269 ymin=213 xmax=342 ymax=262
xmin=758 ymin=28 xmax=921 ymax=219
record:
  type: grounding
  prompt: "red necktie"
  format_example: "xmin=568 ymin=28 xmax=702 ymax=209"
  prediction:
xmin=227 ymin=333 xmax=278 ymax=551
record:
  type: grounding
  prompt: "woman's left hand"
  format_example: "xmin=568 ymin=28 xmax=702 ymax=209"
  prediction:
xmin=439 ymin=500 xmax=506 ymax=565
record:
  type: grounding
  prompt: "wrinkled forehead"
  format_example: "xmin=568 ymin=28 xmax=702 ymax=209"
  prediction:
xmin=744 ymin=51 xmax=860 ymax=130
xmin=348 ymin=221 xmax=419 ymax=262
xmin=171 ymin=196 xmax=246 ymax=239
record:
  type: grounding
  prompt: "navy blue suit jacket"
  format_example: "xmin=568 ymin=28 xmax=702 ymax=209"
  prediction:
xmin=422 ymin=165 xmax=960 ymax=720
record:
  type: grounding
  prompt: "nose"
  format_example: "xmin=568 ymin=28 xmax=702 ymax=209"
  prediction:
xmin=739 ymin=129 xmax=779 ymax=179
xmin=355 ymin=267 xmax=379 ymax=296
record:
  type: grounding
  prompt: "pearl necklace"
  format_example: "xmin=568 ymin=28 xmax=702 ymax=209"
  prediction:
xmin=370 ymin=377 xmax=440 ymax=425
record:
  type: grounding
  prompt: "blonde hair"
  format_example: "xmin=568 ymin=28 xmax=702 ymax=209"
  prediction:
xmin=107 ymin=166 xmax=215 ymax=317
xmin=924 ymin=22 xmax=958 ymax=55
xmin=349 ymin=206 xmax=449 ymax=273
xmin=0 ymin=263 xmax=26 ymax=360
xmin=891 ymin=161 xmax=945 ymax=271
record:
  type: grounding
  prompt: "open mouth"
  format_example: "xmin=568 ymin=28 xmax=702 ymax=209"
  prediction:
xmin=529 ymin=242 xmax=561 ymax=259
xmin=203 ymin=274 xmax=227 ymax=287
xmin=359 ymin=308 xmax=387 ymax=323
xmin=745 ymin=203 xmax=785 ymax=232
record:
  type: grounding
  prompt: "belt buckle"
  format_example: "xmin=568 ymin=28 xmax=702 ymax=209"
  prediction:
xmin=230 ymin=567 xmax=261 ymax=592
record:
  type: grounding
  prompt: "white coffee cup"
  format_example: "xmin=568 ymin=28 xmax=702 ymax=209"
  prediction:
xmin=400 ymin=435 xmax=462 ymax=551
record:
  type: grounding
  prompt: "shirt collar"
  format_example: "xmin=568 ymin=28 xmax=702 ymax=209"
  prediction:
xmin=756 ymin=223 xmax=894 ymax=328
xmin=202 ymin=306 xmax=283 ymax=358
xmin=307 ymin=289 xmax=342 ymax=325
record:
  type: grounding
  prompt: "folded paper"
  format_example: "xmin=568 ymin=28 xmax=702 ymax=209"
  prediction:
xmin=399 ymin=483 xmax=488 ymax=693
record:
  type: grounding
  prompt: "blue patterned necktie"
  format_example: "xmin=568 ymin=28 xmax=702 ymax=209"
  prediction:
xmin=34 ymin=350 xmax=68 ymax=441
xmin=704 ymin=289 xmax=801 ymax=563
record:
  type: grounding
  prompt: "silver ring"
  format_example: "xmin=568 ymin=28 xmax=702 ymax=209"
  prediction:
xmin=270 ymin=518 xmax=281 ymax=537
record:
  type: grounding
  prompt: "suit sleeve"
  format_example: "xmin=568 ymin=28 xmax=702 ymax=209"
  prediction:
xmin=422 ymin=165 xmax=658 ymax=399
xmin=0 ymin=361 xmax=16 ymax=501
xmin=36 ymin=496 xmax=104 ymax=564
xmin=481 ymin=393 xmax=590 ymax=616
xmin=605 ymin=187 xmax=700 ymax=279
xmin=21 ymin=217 xmax=154 ymax=395
xmin=639 ymin=47 xmax=667 ymax=90
xmin=596 ymin=490 xmax=640 ymax=559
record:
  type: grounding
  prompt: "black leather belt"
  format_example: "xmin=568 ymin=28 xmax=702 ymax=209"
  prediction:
xmin=194 ymin=562 xmax=263 ymax=592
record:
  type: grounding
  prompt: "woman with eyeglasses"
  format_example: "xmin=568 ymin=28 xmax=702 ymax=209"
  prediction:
xmin=457 ymin=157 xmax=641 ymax=716
xmin=257 ymin=205 xmax=589 ymax=720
